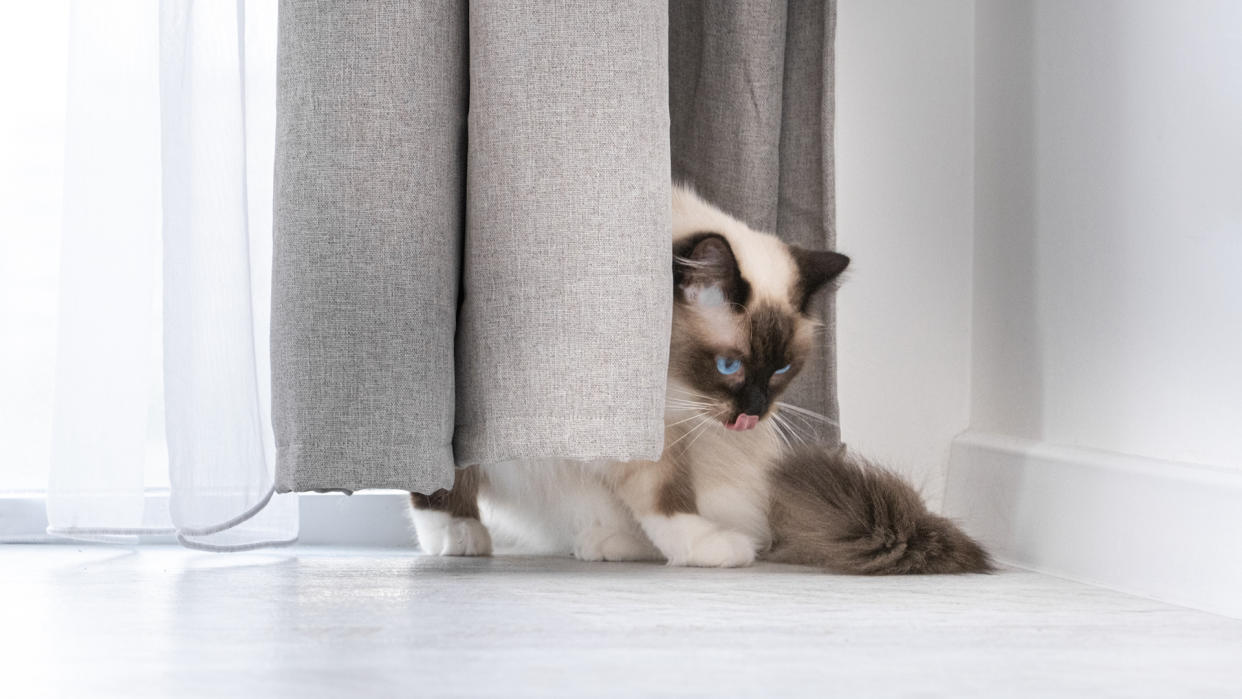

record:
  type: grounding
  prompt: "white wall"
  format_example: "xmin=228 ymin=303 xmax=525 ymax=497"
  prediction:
xmin=835 ymin=0 xmax=976 ymax=506
xmin=969 ymin=0 xmax=1040 ymax=439
xmin=949 ymin=0 xmax=1242 ymax=618
xmin=972 ymin=0 xmax=1242 ymax=469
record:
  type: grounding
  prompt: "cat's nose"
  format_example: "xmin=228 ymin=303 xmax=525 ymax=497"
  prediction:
xmin=739 ymin=386 xmax=768 ymax=418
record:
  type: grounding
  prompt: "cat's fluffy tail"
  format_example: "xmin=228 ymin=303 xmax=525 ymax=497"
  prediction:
xmin=765 ymin=445 xmax=993 ymax=574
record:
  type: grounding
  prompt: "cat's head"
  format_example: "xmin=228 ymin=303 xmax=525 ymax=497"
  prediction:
xmin=668 ymin=186 xmax=849 ymax=431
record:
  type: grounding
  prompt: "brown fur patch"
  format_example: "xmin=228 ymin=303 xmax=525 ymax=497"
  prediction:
xmin=410 ymin=465 xmax=483 ymax=520
xmin=655 ymin=452 xmax=698 ymax=516
xmin=766 ymin=445 xmax=993 ymax=575
xmin=788 ymin=246 xmax=850 ymax=311
xmin=673 ymin=232 xmax=751 ymax=306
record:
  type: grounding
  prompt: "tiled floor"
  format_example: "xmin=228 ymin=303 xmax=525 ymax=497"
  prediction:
xmin=3 ymin=545 xmax=1241 ymax=697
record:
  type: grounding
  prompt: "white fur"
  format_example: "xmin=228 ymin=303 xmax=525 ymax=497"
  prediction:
xmin=683 ymin=425 xmax=778 ymax=549
xmin=477 ymin=459 xmax=648 ymax=557
xmin=639 ymin=513 xmax=756 ymax=568
xmin=409 ymin=509 xmax=492 ymax=556
xmin=686 ymin=294 xmax=743 ymax=348
xmin=573 ymin=523 xmax=661 ymax=562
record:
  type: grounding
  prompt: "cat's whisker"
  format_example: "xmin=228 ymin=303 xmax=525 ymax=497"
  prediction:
xmin=770 ymin=412 xmax=805 ymax=450
xmin=776 ymin=412 xmax=811 ymax=445
xmin=665 ymin=410 xmax=709 ymax=429
xmin=673 ymin=255 xmax=712 ymax=269
xmin=781 ymin=415 xmax=821 ymax=446
xmin=673 ymin=420 xmax=713 ymax=456
xmin=665 ymin=405 xmax=713 ymax=415
xmin=667 ymin=388 xmax=710 ymax=397
xmin=775 ymin=408 xmax=817 ymax=436
xmin=665 ymin=414 xmax=713 ymax=451
xmin=766 ymin=415 xmax=793 ymax=452
xmin=770 ymin=409 xmax=819 ymax=449
xmin=665 ymin=398 xmax=713 ymax=408
xmin=679 ymin=415 xmax=718 ymax=454
xmin=775 ymin=402 xmax=840 ymax=428
xmin=769 ymin=411 xmax=791 ymax=437
xmin=667 ymin=387 xmax=714 ymax=401
xmin=666 ymin=408 xmax=709 ymax=416
xmin=770 ymin=402 xmax=829 ymax=419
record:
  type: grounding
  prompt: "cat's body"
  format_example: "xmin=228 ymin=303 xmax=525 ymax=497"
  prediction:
xmin=472 ymin=396 xmax=780 ymax=566
xmin=410 ymin=186 xmax=991 ymax=573
xmin=416 ymin=391 xmax=783 ymax=567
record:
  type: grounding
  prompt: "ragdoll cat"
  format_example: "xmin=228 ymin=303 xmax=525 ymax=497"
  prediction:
xmin=410 ymin=186 xmax=991 ymax=574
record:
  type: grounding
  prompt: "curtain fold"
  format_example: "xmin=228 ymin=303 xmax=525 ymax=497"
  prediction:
xmin=47 ymin=0 xmax=296 ymax=550
xmin=453 ymin=4 xmax=672 ymax=467
xmin=271 ymin=2 xmax=469 ymax=494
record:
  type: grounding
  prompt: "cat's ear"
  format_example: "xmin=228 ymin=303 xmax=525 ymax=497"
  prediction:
xmin=789 ymin=246 xmax=850 ymax=310
xmin=673 ymin=233 xmax=750 ymax=307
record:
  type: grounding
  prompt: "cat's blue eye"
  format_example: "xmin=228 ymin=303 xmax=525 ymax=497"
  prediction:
xmin=715 ymin=356 xmax=742 ymax=375
xmin=774 ymin=364 xmax=791 ymax=375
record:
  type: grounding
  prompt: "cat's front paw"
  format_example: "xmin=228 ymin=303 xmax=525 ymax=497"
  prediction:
xmin=640 ymin=513 xmax=757 ymax=568
xmin=574 ymin=525 xmax=660 ymax=562
xmin=680 ymin=528 xmax=756 ymax=568
xmin=410 ymin=509 xmax=492 ymax=556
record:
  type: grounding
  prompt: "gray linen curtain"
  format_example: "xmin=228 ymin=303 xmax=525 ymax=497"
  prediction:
xmin=272 ymin=1 xmax=837 ymax=494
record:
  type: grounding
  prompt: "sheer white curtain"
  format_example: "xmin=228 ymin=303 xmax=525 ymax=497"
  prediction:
xmin=45 ymin=0 xmax=296 ymax=550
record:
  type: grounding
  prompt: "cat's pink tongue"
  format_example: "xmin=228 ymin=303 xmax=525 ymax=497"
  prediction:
xmin=726 ymin=414 xmax=759 ymax=431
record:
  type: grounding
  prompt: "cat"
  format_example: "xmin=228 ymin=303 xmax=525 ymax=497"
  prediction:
xmin=409 ymin=185 xmax=991 ymax=573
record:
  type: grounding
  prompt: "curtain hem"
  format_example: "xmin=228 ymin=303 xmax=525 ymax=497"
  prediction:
xmin=275 ymin=443 xmax=456 ymax=494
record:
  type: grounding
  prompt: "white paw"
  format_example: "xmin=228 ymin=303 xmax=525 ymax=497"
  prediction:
xmin=640 ymin=513 xmax=758 ymax=568
xmin=410 ymin=509 xmax=492 ymax=556
xmin=681 ymin=528 xmax=756 ymax=568
xmin=573 ymin=525 xmax=660 ymax=562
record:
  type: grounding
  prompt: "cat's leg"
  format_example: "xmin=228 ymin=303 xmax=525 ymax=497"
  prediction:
xmin=409 ymin=465 xmax=492 ymax=556
xmin=610 ymin=458 xmax=757 ymax=568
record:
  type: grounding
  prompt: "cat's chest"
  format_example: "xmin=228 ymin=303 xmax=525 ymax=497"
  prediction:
xmin=683 ymin=428 xmax=781 ymax=476
xmin=682 ymin=431 xmax=779 ymax=545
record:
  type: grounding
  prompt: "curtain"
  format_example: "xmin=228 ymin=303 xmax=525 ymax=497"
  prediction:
xmin=272 ymin=1 xmax=839 ymax=494
xmin=46 ymin=1 xmax=297 ymax=550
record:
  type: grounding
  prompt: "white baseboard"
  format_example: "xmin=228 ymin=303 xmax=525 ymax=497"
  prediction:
xmin=944 ymin=431 xmax=1242 ymax=619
